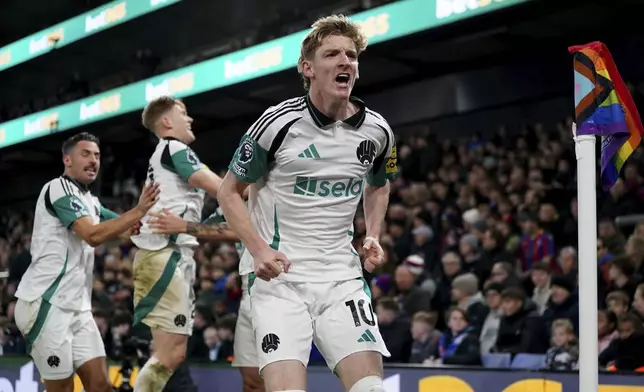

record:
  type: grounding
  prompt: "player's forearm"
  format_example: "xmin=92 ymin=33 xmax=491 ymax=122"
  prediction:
xmin=186 ymin=222 xmax=240 ymax=242
xmin=217 ymin=184 xmax=267 ymax=256
xmin=90 ymin=208 xmax=145 ymax=245
xmin=363 ymin=182 xmax=390 ymax=238
xmin=189 ymin=169 xmax=223 ymax=199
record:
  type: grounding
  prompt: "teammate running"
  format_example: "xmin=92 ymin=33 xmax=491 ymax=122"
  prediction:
xmin=14 ymin=132 xmax=159 ymax=392
xmin=130 ymin=96 xmax=224 ymax=392
xmin=217 ymin=14 xmax=397 ymax=392
xmin=147 ymin=199 xmax=264 ymax=392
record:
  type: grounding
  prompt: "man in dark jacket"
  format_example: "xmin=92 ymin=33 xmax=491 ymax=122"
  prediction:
xmin=543 ymin=276 xmax=580 ymax=335
xmin=495 ymin=287 xmax=548 ymax=355
xmin=376 ymin=297 xmax=412 ymax=363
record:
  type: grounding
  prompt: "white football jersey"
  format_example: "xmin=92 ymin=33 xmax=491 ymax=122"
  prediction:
xmin=131 ymin=137 xmax=206 ymax=251
xmin=228 ymin=95 xmax=398 ymax=281
xmin=16 ymin=176 xmax=119 ymax=311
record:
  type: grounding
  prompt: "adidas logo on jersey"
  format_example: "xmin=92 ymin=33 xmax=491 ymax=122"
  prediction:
xmin=357 ymin=329 xmax=377 ymax=343
xmin=293 ymin=176 xmax=363 ymax=198
xmin=298 ymin=144 xmax=321 ymax=159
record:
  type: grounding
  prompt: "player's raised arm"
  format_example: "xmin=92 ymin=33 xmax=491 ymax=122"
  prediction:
xmin=69 ymin=182 xmax=160 ymax=246
xmin=148 ymin=208 xmax=239 ymax=242
xmin=362 ymin=124 xmax=398 ymax=272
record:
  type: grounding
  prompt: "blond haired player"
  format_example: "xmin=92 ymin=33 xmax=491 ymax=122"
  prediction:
xmin=14 ymin=132 xmax=159 ymax=392
xmin=131 ymin=96 xmax=224 ymax=392
xmin=217 ymin=15 xmax=397 ymax=392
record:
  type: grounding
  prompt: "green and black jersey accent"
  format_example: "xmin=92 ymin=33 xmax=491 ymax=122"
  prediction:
xmin=230 ymin=98 xmax=306 ymax=183
xmin=247 ymin=97 xmax=306 ymax=141
xmin=305 ymin=94 xmax=366 ymax=129
xmin=160 ymin=137 xmax=204 ymax=181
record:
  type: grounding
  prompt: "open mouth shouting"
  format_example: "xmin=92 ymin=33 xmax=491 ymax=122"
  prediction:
xmin=335 ymin=72 xmax=351 ymax=88
xmin=84 ymin=165 xmax=97 ymax=177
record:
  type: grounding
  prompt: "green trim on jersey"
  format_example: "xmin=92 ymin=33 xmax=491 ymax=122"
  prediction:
xmin=247 ymin=273 xmax=256 ymax=295
xmin=133 ymin=250 xmax=181 ymax=326
xmin=269 ymin=204 xmax=281 ymax=250
xmin=99 ymin=206 xmax=119 ymax=222
xmin=228 ymin=134 xmax=269 ymax=183
xmin=25 ymin=252 xmax=69 ymax=351
xmin=360 ymin=277 xmax=372 ymax=299
xmin=171 ymin=147 xmax=204 ymax=181
xmin=52 ymin=194 xmax=90 ymax=228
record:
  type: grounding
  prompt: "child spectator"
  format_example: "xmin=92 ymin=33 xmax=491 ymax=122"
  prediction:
xmin=408 ymin=311 xmax=441 ymax=363
xmin=606 ymin=291 xmax=630 ymax=317
xmin=598 ymin=309 xmax=618 ymax=355
xmin=545 ymin=319 xmax=578 ymax=371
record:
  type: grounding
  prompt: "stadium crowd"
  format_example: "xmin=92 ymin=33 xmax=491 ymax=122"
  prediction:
xmin=2 ymin=114 xmax=644 ymax=371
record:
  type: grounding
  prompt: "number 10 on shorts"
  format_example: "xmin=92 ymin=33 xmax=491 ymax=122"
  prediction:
xmin=345 ymin=299 xmax=375 ymax=327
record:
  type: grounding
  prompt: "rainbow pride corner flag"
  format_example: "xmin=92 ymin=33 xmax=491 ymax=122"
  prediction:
xmin=569 ymin=41 xmax=644 ymax=190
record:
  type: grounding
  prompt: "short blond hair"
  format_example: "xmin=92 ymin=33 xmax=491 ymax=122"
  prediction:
xmin=141 ymin=96 xmax=184 ymax=131
xmin=552 ymin=319 xmax=574 ymax=334
xmin=298 ymin=14 xmax=368 ymax=90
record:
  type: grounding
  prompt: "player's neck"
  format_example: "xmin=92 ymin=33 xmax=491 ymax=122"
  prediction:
xmin=62 ymin=170 xmax=89 ymax=190
xmin=308 ymin=89 xmax=356 ymax=122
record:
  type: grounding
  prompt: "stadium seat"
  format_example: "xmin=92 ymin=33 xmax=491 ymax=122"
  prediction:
xmin=310 ymin=343 xmax=325 ymax=364
xmin=510 ymin=354 xmax=546 ymax=370
xmin=482 ymin=353 xmax=512 ymax=368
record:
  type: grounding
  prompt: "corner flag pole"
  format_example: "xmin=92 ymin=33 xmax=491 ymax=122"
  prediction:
xmin=573 ymin=122 xmax=599 ymax=391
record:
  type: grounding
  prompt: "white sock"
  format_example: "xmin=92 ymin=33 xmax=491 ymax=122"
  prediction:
xmin=348 ymin=376 xmax=384 ymax=392
xmin=133 ymin=356 xmax=173 ymax=392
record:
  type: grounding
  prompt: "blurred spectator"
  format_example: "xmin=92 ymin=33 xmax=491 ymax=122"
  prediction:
xmin=489 ymin=261 xmax=521 ymax=288
xmin=633 ymin=284 xmax=644 ymax=322
xmin=518 ymin=212 xmax=556 ymax=273
xmin=598 ymin=237 xmax=614 ymax=283
xmin=606 ymin=291 xmax=631 ymax=317
xmin=608 ymin=256 xmax=639 ymax=301
xmin=599 ymin=310 xmax=619 ymax=356
xmin=376 ymin=297 xmax=412 ymax=363
xmin=393 ymin=264 xmax=432 ymax=317
xmin=479 ymin=282 xmax=504 ymax=354
xmin=543 ymin=276 xmax=579 ymax=334
xmin=545 ymin=319 xmax=578 ymax=371
xmin=557 ymin=247 xmax=578 ymax=281
xmin=429 ymin=308 xmax=481 ymax=366
xmin=530 ymin=262 xmax=552 ymax=315
xmin=601 ymin=313 xmax=644 ymax=371
xmin=451 ymin=273 xmax=487 ymax=333
xmin=433 ymin=252 xmax=463 ymax=313
xmin=408 ymin=311 xmax=441 ymax=364
xmin=599 ymin=218 xmax=627 ymax=256
xmin=625 ymin=235 xmax=644 ymax=277
xmin=370 ymin=274 xmax=393 ymax=307
xmin=495 ymin=287 xmax=548 ymax=355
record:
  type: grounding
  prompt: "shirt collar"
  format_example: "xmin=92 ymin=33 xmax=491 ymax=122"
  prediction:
xmin=305 ymin=93 xmax=366 ymax=129
xmin=62 ymin=174 xmax=89 ymax=193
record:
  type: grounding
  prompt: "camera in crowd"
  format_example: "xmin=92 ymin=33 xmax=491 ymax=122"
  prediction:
xmin=112 ymin=334 xmax=151 ymax=392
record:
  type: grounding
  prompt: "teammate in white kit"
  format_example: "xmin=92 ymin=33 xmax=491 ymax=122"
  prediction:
xmin=148 ymin=202 xmax=264 ymax=392
xmin=14 ymin=132 xmax=160 ymax=392
xmin=217 ymin=14 xmax=398 ymax=392
xmin=131 ymin=96 xmax=224 ymax=392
